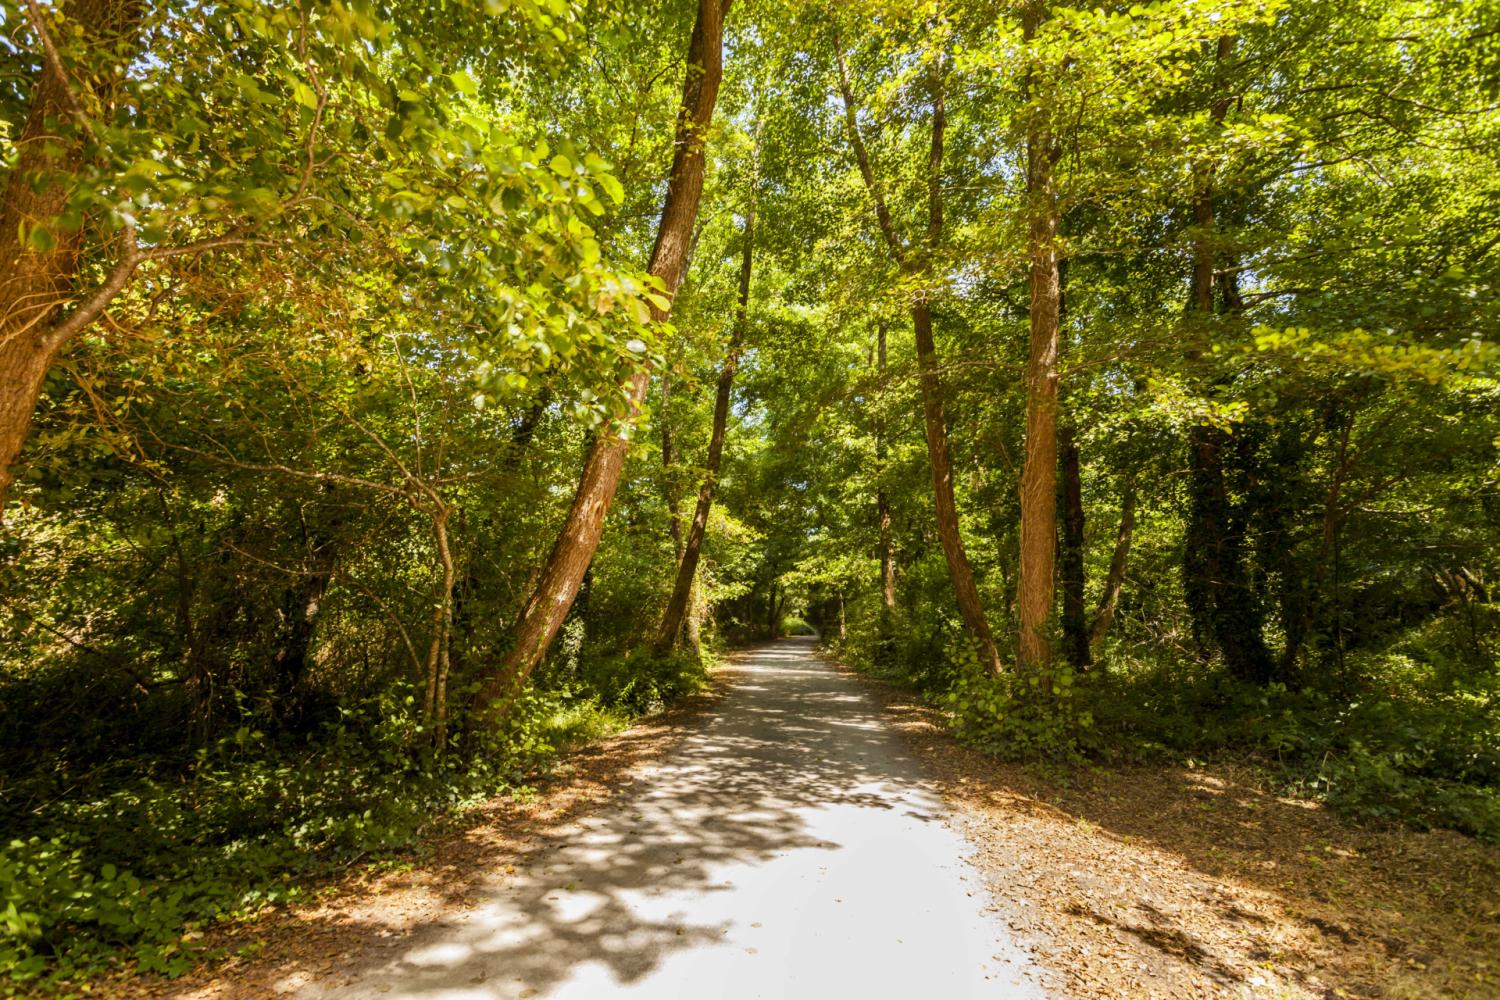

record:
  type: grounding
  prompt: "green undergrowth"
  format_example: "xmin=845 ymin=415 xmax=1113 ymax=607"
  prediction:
xmin=830 ymin=620 xmax=1500 ymax=843
xmin=0 ymin=648 xmax=710 ymax=989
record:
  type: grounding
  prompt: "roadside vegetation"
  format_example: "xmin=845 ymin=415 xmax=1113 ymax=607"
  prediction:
xmin=2 ymin=0 xmax=1495 ymax=990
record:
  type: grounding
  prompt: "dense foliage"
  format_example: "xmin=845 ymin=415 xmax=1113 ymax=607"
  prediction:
xmin=1 ymin=0 xmax=1495 ymax=986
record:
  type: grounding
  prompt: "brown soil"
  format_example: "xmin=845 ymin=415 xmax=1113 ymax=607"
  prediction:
xmin=853 ymin=670 xmax=1500 ymax=1000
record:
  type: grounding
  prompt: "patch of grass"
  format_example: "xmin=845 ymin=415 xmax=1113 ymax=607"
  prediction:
xmin=539 ymin=700 xmax=631 ymax=751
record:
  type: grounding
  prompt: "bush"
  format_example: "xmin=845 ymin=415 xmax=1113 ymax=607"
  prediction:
xmin=0 ymin=646 xmax=716 ymax=986
xmin=942 ymin=642 xmax=1092 ymax=764
xmin=0 ymin=683 xmax=537 ymax=983
xmin=839 ymin=616 xmax=1500 ymax=842
xmin=1073 ymin=645 xmax=1500 ymax=841
xmin=572 ymin=648 xmax=709 ymax=715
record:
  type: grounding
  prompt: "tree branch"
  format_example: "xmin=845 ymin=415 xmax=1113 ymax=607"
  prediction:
xmin=833 ymin=27 xmax=904 ymax=255
xmin=22 ymin=0 xmax=82 ymax=117
xmin=42 ymin=226 xmax=262 ymax=354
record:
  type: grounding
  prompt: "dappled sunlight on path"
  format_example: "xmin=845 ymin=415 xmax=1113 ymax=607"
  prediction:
xmin=306 ymin=638 xmax=1041 ymax=998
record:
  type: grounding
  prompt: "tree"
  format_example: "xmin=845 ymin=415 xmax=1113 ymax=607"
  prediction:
xmin=655 ymin=115 xmax=760 ymax=653
xmin=874 ymin=318 xmax=898 ymax=657
xmin=1015 ymin=2 xmax=1063 ymax=677
xmin=834 ymin=20 xmax=1003 ymax=674
xmin=475 ymin=0 xmax=732 ymax=714
xmin=0 ymin=0 xmax=645 ymax=510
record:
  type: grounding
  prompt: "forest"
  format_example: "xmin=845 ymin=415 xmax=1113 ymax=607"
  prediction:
xmin=1 ymin=0 xmax=1497 ymax=993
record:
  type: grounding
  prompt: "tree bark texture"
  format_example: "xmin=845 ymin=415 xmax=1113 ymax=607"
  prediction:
xmin=1017 ymin=5 xmax=1062 ymax=676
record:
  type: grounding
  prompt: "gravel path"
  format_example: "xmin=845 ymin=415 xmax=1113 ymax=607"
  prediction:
xmin=310 ymin=638 xmax=1041 ymax=999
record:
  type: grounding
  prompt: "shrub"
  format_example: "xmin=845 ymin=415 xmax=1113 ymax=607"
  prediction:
xmin=942 ymin=642 xmax=1092 ymax=764
xmin=0 ymin=646 xmax=715 ymax=985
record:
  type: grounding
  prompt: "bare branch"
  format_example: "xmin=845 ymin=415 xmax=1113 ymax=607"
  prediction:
xmin=41 ymin=223 xmax=143 ymax=353
xmin=170 ymin=441 xmax=409 ymax=497
xmin=22 ymin=0 xmax=83 ymax=117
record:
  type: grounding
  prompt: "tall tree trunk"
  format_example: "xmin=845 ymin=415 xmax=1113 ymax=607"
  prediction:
xmin=1054 ymin=257 xmax=1089 ymax=668
xmin=1017 ymin=5 xmax=1062 ymax=677
xmin=657 ymin=376 xmax=701 ymax=652
xmin=1263 ymin=424 xmax=1310 ymax=675
xmin=1183 ymin=431 xmax=1219 ymax=655
xmin=834 ymin=34 xmax=1002 ymax=673
xmin=875 ymin=320 xmax=897 ymax=658
xmin=877 ymin=490 xmax=896 ymax=611
xmin=474 ymin=0 xmax=730 ymax=717
xmin=1183 ymin=92 xmax=1227 ymax=655
xmin=0 ymin=0 xmax=141 ymax=506
xmin=1089 ymin=479 xmax=1136 ymax=652
xmin=654 ymin=119 xmax=761 ymax=653
xmin=1058 ymin=425 xmax=1089 ymax=667
xmin=1180 ymin=35 xmax=1273 ymax=684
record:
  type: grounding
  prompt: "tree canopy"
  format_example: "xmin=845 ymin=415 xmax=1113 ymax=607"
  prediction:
xmin=1 ymin=0 xmax=1496 ymax=984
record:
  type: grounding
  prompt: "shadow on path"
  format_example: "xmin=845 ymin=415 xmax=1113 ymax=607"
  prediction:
xmin=306 ymin=638 xmax=1038 ymax=999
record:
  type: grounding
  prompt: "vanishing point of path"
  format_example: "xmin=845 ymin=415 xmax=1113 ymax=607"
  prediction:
xmin=311 ymin=638 xmax=1042 ymax=999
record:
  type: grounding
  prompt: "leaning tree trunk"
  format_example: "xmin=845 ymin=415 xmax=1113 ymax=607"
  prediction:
xmin=474 ymin=0 xmax=730 ymax=716
xmin=1016 ymin=4 xmax=1062 ymax=678
xmin=834 ymin=34 xmax=1002 ymax=673
xmin=0 ymin=0 xmax=141 ymax=507
xmin=654 ymin=120 xmax=761 ymax=653
xmin=912 ymin=299 xmax=1002 ymax=673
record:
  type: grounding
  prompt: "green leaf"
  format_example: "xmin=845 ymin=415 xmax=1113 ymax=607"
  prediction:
xmin=450 ymin=70 xmax=478 ymax=95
